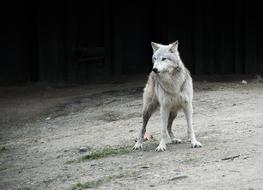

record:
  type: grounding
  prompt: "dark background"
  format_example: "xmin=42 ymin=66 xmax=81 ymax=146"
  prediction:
xmin=1 ymin=0 xmax=263 ymax=84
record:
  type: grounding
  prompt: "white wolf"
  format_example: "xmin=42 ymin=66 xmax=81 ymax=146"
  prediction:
xmin=133 ymin=41 xmax=202 ymax=151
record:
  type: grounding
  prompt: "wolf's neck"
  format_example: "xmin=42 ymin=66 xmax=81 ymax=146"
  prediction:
xmin=156 ymin=66 xmax=186 ymax=94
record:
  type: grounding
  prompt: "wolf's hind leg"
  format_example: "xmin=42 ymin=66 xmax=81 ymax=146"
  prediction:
xmin=133 ymin=99 xmax=158 ymax=150
xmin=167 ymin=112 xmax=182 ymax=144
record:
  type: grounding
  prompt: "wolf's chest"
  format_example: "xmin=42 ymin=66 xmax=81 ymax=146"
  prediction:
xmin=155 ymin=82 xmax=181 ymax=107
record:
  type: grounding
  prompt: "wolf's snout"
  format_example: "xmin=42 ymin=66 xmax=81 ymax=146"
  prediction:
xmin=152 ymin=68 xmax=159 ymax=73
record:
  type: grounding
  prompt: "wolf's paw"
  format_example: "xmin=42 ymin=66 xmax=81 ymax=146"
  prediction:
xmin=171 ymin=138 xmax=182 ymax=144
xmin=191 ymin=140 xmax=202 ymax=148
xmin=132 ymin=142 xmax=143 ymax=150
xmin=155 ymin=143 xmax=166 ymax=152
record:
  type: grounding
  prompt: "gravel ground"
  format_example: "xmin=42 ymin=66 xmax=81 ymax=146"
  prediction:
xmin=0 ymin=76 xmax=263 ymax=190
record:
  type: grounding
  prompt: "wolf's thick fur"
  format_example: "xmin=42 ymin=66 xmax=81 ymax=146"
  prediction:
xmin=133 ymin=41 xmax=202 ymax=151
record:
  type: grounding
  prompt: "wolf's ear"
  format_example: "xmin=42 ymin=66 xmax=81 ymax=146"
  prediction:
xmin=151 ymin=42 xmax=160 ymax=52
xmin=169 ymin=40 xmax=179 ymax=53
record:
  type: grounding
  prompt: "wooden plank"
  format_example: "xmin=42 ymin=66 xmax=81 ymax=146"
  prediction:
xmin=65 ymin=1 xmax=78 ymax=82
xmin=111 ymin=1 xmax=123 ymax=80
xmin=223 ymin=0 xmax=235 ymax=74
xmin=233 ymin=0 xmax=245 ymax=74
xmin=204 ymin=0 xmax=215 ymax=74
xmin=193 ymin=0 xmax=205 ymax=74
xmin=214 ymin=1 xmax=225 ymax=74
xmin=103 ymin=0 xmax=113 ymax=81
xmin=255 ymin=2 xmax=263 ymax=75
xmin=245 ymin=1 xmax=257 ymax=74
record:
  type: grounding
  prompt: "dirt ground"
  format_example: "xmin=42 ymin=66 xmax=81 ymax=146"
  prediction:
xmin=0 ymin=75 xmax=263 ymax=190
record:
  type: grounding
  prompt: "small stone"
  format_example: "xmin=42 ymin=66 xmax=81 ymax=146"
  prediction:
xmin=56 ymin=154 xmax=62 ymax=159
xmin=79 ymin=146 xmax=90 ymax=153
xmin=169 ymin=174 xmax=188 ymax=181
xmin=241 ymin=80 xmax=247 ymax=84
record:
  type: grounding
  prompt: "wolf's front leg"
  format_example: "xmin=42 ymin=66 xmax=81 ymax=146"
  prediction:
xmin=156 ymin=106 xmax=170 ymax=151
xmin=133 ymin=100 xmax=157 ymax=150
xmin=183 ymin=102 xmax=202 ymax=148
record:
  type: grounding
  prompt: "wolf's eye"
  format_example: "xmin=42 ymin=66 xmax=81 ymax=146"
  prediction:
xmin=153 ymin=57 xmax=157 ymax=61
xmin=162 ymin=57 xmax=167 ymax=61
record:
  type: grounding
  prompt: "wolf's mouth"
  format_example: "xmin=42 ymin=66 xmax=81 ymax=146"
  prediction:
xmin=152 ymin=68 xmax=160 ymax=74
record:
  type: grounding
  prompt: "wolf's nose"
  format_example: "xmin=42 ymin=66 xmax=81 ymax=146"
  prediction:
xmin=152 ymin=68 xmax=159 ymax=73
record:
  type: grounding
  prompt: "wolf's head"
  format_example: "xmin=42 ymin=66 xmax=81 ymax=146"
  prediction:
xmin=151 ymin=41 xmax=182 ymax=74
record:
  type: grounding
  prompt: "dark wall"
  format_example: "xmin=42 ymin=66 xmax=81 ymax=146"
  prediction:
xmin=2 ymin=0 xmax=263 ymax=84
xmin=167 ymin=0 xmax=261 ymax=75
xmin=2 ymin=2 xmax=37 ymax=83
